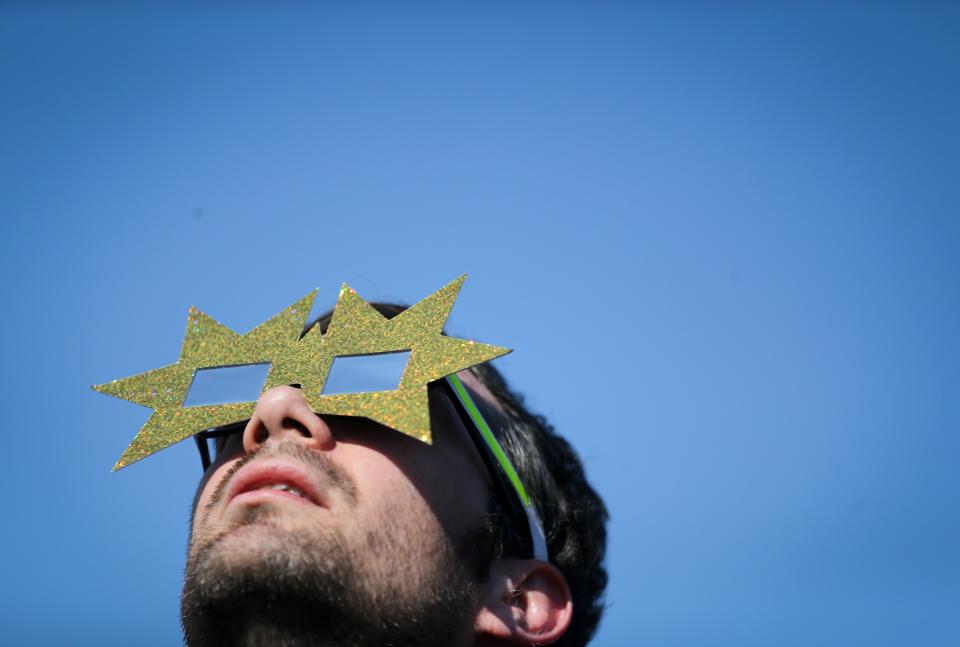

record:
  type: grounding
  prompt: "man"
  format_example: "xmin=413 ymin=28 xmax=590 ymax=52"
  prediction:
xmin=180 ymin=303 xmax=609 ymax=647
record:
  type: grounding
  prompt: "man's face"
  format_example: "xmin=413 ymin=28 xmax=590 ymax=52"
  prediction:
xmin=182 ymin=379 xmax=495 ymax=647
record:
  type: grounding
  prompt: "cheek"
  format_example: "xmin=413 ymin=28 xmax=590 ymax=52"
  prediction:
xmin=346 ymin=443 xmax=489 ymax=547
xmin=341 ymin=446 xmax=416 ymax=511
xmin=425 ymin=455 xmax=491 ymax=537
xmin=340 ymin=446 xmax=441 ymax=530
xmin=190 ymin=458 xmax=242 ymax=537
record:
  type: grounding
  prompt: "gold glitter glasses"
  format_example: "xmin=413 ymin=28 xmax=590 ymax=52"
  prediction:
xmin=93 ymin=275 xmax=509 ymax=469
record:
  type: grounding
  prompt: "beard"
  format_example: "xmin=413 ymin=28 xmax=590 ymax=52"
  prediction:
xmin=181 ymin=443 xmax=483 ymax=647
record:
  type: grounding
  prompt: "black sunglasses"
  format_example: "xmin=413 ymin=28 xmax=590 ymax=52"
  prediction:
xmin=192 ymin=377 xmax=548 ymax=560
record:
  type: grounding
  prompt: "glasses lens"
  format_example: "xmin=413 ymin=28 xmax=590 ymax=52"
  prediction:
xmin=214 ymin=428 xmax=244 ymax=462
xmin=211 ymin=433 xmax=230 ymax=460
xmin=198 ymin=423 xmax=246 ymax=471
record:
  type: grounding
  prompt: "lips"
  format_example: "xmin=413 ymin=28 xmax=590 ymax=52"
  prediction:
xmin=226 ymin=460 xmax=328 ymax=509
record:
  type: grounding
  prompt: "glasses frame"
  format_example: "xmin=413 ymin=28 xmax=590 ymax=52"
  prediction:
xmin=443 ymin=374 xmax=548 ymax=562
xmin=193 ymin=375 xmax=548 ymax=562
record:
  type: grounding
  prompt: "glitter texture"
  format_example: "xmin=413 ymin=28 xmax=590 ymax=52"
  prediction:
xmin=93 ymin=291 xmax=317 ymax=470
xmin=272 ymin=275 xmax=510 ymax=443
xmin=93 ymin=275 xmax=510 ymax=469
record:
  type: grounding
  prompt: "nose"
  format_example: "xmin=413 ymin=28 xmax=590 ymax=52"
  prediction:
xmin=242 ymin=386 xmax=336 ymax=454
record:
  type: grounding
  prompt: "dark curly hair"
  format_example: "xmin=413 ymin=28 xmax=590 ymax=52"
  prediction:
xmin=309 ymin=304 xmax=609 ymax=646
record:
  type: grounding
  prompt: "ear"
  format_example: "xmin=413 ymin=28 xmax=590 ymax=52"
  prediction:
xmin=474 ymin=559 xmax=573 ymax=645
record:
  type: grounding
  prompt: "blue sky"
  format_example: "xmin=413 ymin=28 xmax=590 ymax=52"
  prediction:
xmin=2 ymin=3 xmax=958 ymax=645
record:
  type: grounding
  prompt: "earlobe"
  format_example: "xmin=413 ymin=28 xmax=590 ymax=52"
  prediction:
xmin=474 ymin=559 xmax=573 ymax=645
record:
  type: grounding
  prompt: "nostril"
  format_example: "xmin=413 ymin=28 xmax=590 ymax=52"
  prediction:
xmin=253 ymin=424 xmax=269 ymax=444
xmin=282 ymin=417 xmax=311 ymax=438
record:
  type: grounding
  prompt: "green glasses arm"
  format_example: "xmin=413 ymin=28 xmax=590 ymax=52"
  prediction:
xmin=446 ymin=374 xmax=549 ymax=562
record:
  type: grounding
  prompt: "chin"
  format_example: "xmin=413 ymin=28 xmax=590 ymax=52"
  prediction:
xmin=194 ymin=513 xmax=341 ymax=575
xmin=182 ymin=516 xmax=480 ymax=647
xmin=196 ymin=523 xmax=285 ymax=569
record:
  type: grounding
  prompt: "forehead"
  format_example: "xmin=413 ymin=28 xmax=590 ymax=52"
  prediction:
xmin=455 ymin=370 xmax=503 ymax=413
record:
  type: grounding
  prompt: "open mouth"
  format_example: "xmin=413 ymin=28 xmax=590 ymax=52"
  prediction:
xmin=258 ymin=482 xmax=307 ymax=498
xmin=227 ymin=460 xmax=327 ymax=509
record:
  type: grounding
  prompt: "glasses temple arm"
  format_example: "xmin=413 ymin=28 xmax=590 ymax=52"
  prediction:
xmin=445 ymin=374 xmax=549 ymax=562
